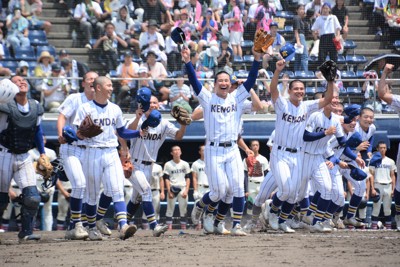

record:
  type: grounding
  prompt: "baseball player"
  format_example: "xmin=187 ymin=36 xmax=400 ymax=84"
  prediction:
xmin=378 ymin=63 xmax=400 ymax=231
xmin=1 ymin=180 xmax=22 ymax=232
xmin=140 ymin=162 xmax=165 ymax=230
xmin=0 ymin=76 xmax=48 ymax=241
xmin=164 ymin=145 xmax=191 ymax=230
xmin=73 ymin=76 xmax=142 ymax=241
xmin=265 ymin=59 xmax=334 ymax=233
xmin=370 ymin=141 xmax=396 ymax=229
xmin=184 ymin=45 xmax=263 ymax=236
xmin=191 ymin=145 xmax=208 ymax=230
xmin=56 ymin=179 xmax=71 ymax=230
xmin=126 ymin=95 xmax=187 ymax=237
xmin=57 ymin=71 xmax=98 ymax=240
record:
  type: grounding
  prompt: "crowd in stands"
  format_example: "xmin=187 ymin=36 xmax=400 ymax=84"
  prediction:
xmin=0 ymin=0 xmax=399 ymax=114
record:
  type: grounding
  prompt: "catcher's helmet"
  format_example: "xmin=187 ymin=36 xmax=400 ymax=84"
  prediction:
xmin=136 ymin=87 xmax=152 ymax=112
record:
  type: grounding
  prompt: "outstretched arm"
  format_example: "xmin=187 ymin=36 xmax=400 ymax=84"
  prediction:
xmin=181 ymin=46 xmax=202 ymax=95
xmin=243 ymin=48 xmax=262 ymax=92
xmin=270 ymin=60 xmax=286 ymax=103
xmin=378 ymin=64 xmax=394 ymax=105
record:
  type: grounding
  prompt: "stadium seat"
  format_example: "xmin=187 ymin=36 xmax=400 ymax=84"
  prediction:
xmin=235 ymin=70 xmax=249 ymax=78
xmin=275 ymin=11 xmax=295 ymax=19
xmin=28 ymin=61 xmax=37 ymax=70
xmin=132 ymin=54 xmax=143 ymax=64
xmin=241 ymin=40 xmax=254 ymax=49
xmin=266 ymin=71 xmax=274 ymax=78
xmin=1 ymin=61 xmax=18 ymax=73
xmin=337 ymin=54 xmax=346 ymax=64
xmin=394 ymin=40 xmax=400 ymax=50
xmin=305 ymin=87 xmax=316 ymax=96
xmin=356 ymin=70 xmax=365 ymax=78
xmin=346 ymin=87 xmax=362 ymax=95
xmin=233 ymin=55 xmax=244 ymax=64
xmin=28 ymin=30 xmax=49 ymax=46
xmin=294 ymin=70 xmax=315 ymax=79
xmin=173 ymin=70 xmax=184 ymax=77
xmin=280 ymin=70 xmax=294 ymax=78
xmin=340 ymin=70 xmax=356 ymax=79
xmin=345 ymin=55 xmax=368 ymax=65
xmin=1 ymin=44 xmax=13 ymax=60
xmin=36 ymin=45 xmax=57 ymax=58
xmin=243 ymin=55 xmax=254 ymax=63
xmin=14 ymin=46 xmax=36 ymax=61
xmin=343 ymin=40 xmax=357 ymax=50
xmin=109 ymin=70 xmax=118 ymax=77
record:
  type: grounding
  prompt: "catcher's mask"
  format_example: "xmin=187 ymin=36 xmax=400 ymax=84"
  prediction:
xmin=42 ymin=159 xmax=67 ymax=190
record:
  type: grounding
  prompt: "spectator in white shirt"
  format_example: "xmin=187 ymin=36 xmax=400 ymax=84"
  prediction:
xmin=169 ymin=74 xmax=192 ymax=113
xmin=42 ymin=63 xmax=70 ymax=112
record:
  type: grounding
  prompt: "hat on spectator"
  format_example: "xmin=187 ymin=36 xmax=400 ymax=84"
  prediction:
xmin=220 ymin=36 xmax=229 ymax=43
xmin=148 ymin=19 xmax=158 ymax=27
xmin=206 ymin=46 xmax=219 ymax=57
xmin=138 ymin=66 xmax=148 ymax=73
xmin=270 ymin=22 xmax=278 ymax=28
xmin=180 ymin=9 xmax=188 ymax=16
xmin=322 ymin=3 xmax=331 ymax=9
xmin=279 ymin=43 xmax=296 ymax=62
xmin=146 ymin=50 xmax=157 ymax=58
xmin=209 ymin=40 xmax=218 ymax=47
xmin=206 ymin=8 xmax=213 ymax=15
xmin=60 ymin=58 xmax=71 ymax=68
xmin=124 ymin=50 xmax=133 ymax=58
xmin=51 ymin=63 xmax=62 ymax=72
xmin=59 ymin=49 xmax=69 ymax=56
xmin=18 ymin=60 xmax=29 ymax=69
xmin=37 ymin=51 xmax=54 ymax=63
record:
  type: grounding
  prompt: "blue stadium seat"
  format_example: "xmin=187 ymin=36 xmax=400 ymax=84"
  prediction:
xmin=345 ymin=55 xmax=368 ymax=65
xmin=28 ymin=30 xmax=49 ymax=46
xmin=243 ymin=55 xmax=254 ymax=63
xmin=1 ymin=61 xmax=18 ymax=73
xmin=235 ymin=70 xmax=249 ymax=78
xmin=340 ymin=70 xmax=356 ymax=79
xmin=173 ymin=70 xmax=184 ymax=77
xmin=356 ymin=70 xmax=365 ymax=78
xmin=36 ymin=45 xmax=57 ymax=58
xmin=343 ymin=40 xmax=357 ymax=50
xmin=346 ymin=87 xmax=362 ymax=95
xmin=394 ymin=40 xmax=400 ymax=50
xmin=109 ymin=70 xmax=118 ymax=77
xmin=14 ymin=46 xmax=36 ymax=61
xmin=294 ymin=70 xmax=315 ymax=79
xmin=305 ymin=87 xmax=316 ymax=96
xmin=28 ymin=61 xmax=37 ymax=70
xmin=280 ymin=70 xmax=294 ymax=78
xmin=308 ymin=55 xmax=318 ymax=64
xmin=233 ymin=55 xmax=244 ymax=64
xmin=275 ymin=11 xmax=295 ymax=19
xmin=241 ymin=40 xmax=254 ymax=49
xmin=132 ymin=54 xmax=143 ymax=64
xmin=1 ymin=44 xmax=13 ymax=60
xmin=266 ymin=71 xmax=274 ymax=78
xmin=337 ymin=54 xmax=346 ymax=64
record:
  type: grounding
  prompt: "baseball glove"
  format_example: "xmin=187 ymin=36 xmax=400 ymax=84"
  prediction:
xmin=246 ymin=155 xmax=257 ymax=177
xmin=36 ymin=156 xmax=53 ymax=180
xmin=121 ymin=157 xmax=133 ymax=178
xmin=77 ymin=115 xmax=103 ymax=138
xmin=318 ymin=60 xmax=337 ymax=82
xmin=253 ymin=29 xmax=275 ymax=53
xmin=170 ymin=106 xmax=191 ymax=125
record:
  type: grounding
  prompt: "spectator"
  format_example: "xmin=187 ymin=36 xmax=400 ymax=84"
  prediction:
xmin=277 ymin=72 xmax=289 ymax=98
xmin=173 ymin=9 xmax=196 ymax=48
xmin=293 ymin=4 xmax=309 ymax=72
xmin=34 ymin=50 xmax=54 ymax=87
xmin=0 ymin=63 xmax=12 ymax=76
xmin=163 ymin=145 xmax=191 ymax=230
xmin=210 ymin=0 xmax=226 ymax=22
xmin=116 ymin=50 xmax=140 ymax=108
xmin=311 ymin=3 xmax=341 ymax=66
xmin=139 ymin=19 xmax=167 ymax=66
xmin=169 ymin=74 xmax=193 ymax=113
xmin=140 ymin=51 xmax=169 ymax=101
xmin=384 ymin=0 xmax=400 ymax=44
xmin=224 ymin=0 xmax=244 ymax=57
xmin=254 ymin=0 xmax=275 ymax=32
xmin=112 ymin=5 xmax=140 ymax=55
xmin=197 ymin=9 xmax=219 ymax=53
xmin=217 ymin=36 xmax=233 ymax=73
xmin=369 ymin=142 xmax=397 ymax=230
xmin=58 ymin=49 xmax=90 ymax=93
xmin=198 ymin=42 xmax=219 ymax=77
xmin=188 ymin=0 xmax=203 ymax=29
xmin=165 ymin=28 xmax=181 ymax=72
xmin=331 ymin=0 xmax=349 ymax=40
xmin=140 ymin=0 xmax=173 ymax=32
xmin=42 ymin=63 xmax=70 ymax=112
xmin=374 ymin=0 xmax=386 ymax=36
xmin=93 ymin=22 xmax=128 ymax=72
xmin=73 ymin=0 xmax=105 ymax=49
xmin=305 ymin=0 xmax=324 ymax=19
xmin=21 ymin=0 xmax=52 ymax=34
xmin=262 ymin=21 xmax=285 ymax=71
xmin=6 ymin=5 xmax=30 ymax=48
xmin=362 ymin=71 xmax=382 ymax=112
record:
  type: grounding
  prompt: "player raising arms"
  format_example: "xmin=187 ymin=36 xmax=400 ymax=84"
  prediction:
xmin=265 ymin=60 xmax=334 ymax=233
xmin=378 ymin=63 xmax=400 ymax=231
xmin=185 ymin=45 xmax=263 ymax=236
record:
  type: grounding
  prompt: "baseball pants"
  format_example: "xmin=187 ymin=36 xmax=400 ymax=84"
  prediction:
xmin=36 ymin=175 xmax=55 ymax=231
xmin=254 ymin=172 xmax=277 ymax=207
xmin=57 ymin=181 xmax=71 ymax=224
xmin=330 ymin=165 xmax=345 ymax=207
xmin=166 ymin=186 xmax=188 ymax=218
xmin=128 ymin=162 xmax=153 ymax=203
xmin=340 ymin=167 xmax=367 ymax=197
xmin=372 ymin=183 xmax=392 ymax=217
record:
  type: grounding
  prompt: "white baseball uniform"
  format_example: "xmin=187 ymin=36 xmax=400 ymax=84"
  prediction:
xmin=299 ymin=111 xmax=344 ymax=201
xmin=58 ymin=93 xmax=90 ymax=200
xmin=389 ymin=95 xmax=400 ymax=192
xmin=128 ymin=117 xmax=179 ymax=204
xmin=164 ymin=159 xmax=191 ymax=219
xmin=270 ymin=95 xmax=319 ymax=203
xmin=73 ymin=100 xmax=127 ymax=206
xmin=191 ymin=158 xmax=209 ymax=199
xmin=141 ymin=163 xmax=163 ymax=220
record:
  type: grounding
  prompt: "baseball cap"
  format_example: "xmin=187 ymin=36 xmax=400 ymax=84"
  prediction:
xmin=349 ymin=167 xmax=368 ymax=181
xmin=62 ymin=125 xmax=78 ymax=144
xmin=18 ymin=60 xmax=29 ymax=69
xmin=138 ymin=66 xmax=148 ymax=73
xmin=148 ymin=19 xmax=158 ymax=27
xmin=280 ymin=43 xmax=296 ymax=62
xmin=370 ymin=188 xmax=381 ymax=203
xmin=123 ymin=50 xmax=133 ymax=58
xmin=369 ymin=152 xmax=382 ymax=167
xmin=136 ymin=87 xmax=152 ymax=112
xmin=269 ymin=22 xmax=278 ymax=28
xmin=230 ymin=75 xmax=238 ymax=84
xmin=51 ymin=63 xmax=62 ymax=72
xmin=344 ymin=104 xmax=361 ymax=118
xmin=346 ymin=132 xmax=362 ymax=149
xmin=141 ymin=109 xmax=161 ymax=130
xmin=59 ymin=49 xmax=69 ymax=56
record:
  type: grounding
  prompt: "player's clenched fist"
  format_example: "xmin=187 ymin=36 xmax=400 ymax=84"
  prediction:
xmin=356 ymin=141 xmax=369 ymax=151
xmin=383 ymin=63 xmax=394 ymax=75
xmin=324 ymin=126 xmax=336 ymax=136
xmin=181 ymin=46 xmax=190 ymax=64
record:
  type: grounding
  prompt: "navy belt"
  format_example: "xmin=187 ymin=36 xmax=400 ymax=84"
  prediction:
xmin=277 ymin=146 xmax=299 ymax=153
xmin=134 ymin=159 xmax=153 ymax=165
xmin=0 ymin=147 xmax=11 ymax=153
xmin=209 ymin=141 xmax=236 ymax=148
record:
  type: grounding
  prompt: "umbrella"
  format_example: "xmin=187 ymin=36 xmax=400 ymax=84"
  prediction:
xmin=364 ymin=54 xmax=400 ymax=72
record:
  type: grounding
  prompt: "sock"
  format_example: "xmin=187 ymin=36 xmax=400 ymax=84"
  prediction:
xmin=96 ymin=193 xmax=112 ymax=221
xmin=334 ymin=206 xmax=344 ymax=219
xmin=312 ymin=197 xmax=330 ymax=224
xmin=180 ymin=217 xmax=187 ymax=230
xmin=232 ymin=197 xmax=245 ymax=228
xmin=166 ymin=217 xmax=173 ymax=227
xmin=394 ymin=189 xmax=400 ymax=215
xmin=385 ymin=215 xmax=392 ymax=229
xmin=1 ymin=219 xmax=9 ymax=231
xmin=113 ymin=201 xmax=127 ymax=229
xmin=270 ymin=194 xmax=283 ymax=214
xmin=346 ymin=194 xmax=362 ymax=219
xmin=205 ymin=201 xmax=218 ymax=215
xmin=142 ymin=201 xmax=157 ymax=230
xmin=252 ymin=205 xmax=262 ymax=224
xmin=214 ymin=201 xmax=230 ymax=227
xmin=197 ymin=192 xmax=213 ymax=209
xmin=324 ymin=201 xmax=340 ymax=220
xmin=299 ymin=197 xmax=310 ymax=217
xmin=86 ymin=204 xmax=97 ymax=228
xmin=278 ymin=201 xmax=294 ymax=224
xmin=127 ymin=201 xmax=141 ymax=221
xmin=289 ymin=205 xmax=300 ymax=220
xmin=57 ymin=220 xmax=65 ymax=230
xmin=371 ymin=215 xmax=378 ymax=229
xmin=69 ymin=197 xmax=83 ymax=229
xmin=307 ymin=191 xmax=321 ymax=216
xmin=142 ymin=220 xmax=149 ymax=230
xmin=81 ymin=203 xmax=88 ymax=228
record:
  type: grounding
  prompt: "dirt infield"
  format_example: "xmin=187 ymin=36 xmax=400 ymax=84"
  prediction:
xmin=1 ymin=229 xmax=399 ymax=267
